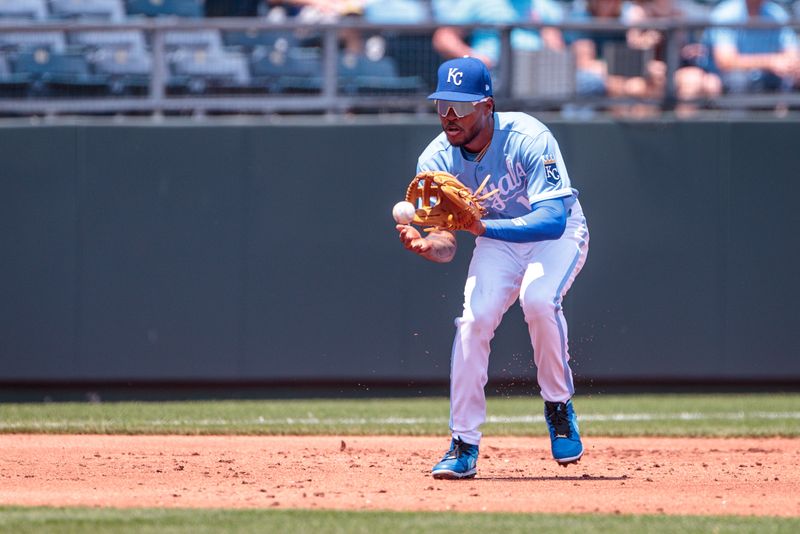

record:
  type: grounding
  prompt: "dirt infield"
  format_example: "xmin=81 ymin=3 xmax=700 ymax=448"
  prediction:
xmin=1 ymin=435 xmax=798 ymax=516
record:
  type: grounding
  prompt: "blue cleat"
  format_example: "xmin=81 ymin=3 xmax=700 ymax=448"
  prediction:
xmin=431 ymin=437 xmax=479 ymax=479
xmin=544 ymin=399 xmax=584 ymax=466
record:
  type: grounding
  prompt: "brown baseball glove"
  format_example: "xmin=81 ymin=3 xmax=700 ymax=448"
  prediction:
xmin=405 ymin=171 xmax=497 ymax=232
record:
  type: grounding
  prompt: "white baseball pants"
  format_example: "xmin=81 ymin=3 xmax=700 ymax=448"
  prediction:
xmin=449 ymin=203 xmax=589 ymax=446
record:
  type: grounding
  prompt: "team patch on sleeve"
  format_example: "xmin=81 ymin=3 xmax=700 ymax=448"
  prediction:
xmin=543 ymin=155 xmax=561 ymax=186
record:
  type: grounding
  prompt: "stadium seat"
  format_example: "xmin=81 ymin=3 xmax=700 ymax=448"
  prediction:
xmin=0 ymin=54 xmax=31 ymax=96
xmin=11 ymin=48 xmax=91 ymax=77
xmin=90 ymin=47 xmax=151 ymax=95
xmin=50 ymin=0 xmax=126 ymax=21
xmin=0 ymin=32 xmax=67 ymax=53
xmin=0 ymin=0 xmax=47 ymax=20
xmin=70 ymin=30 xmax=148 ymax=52
xmin=0 ymin=0 xmax=53 ymax=54
xmin=164 ymin=30 xmax=224 ymax=52
xmin=249 ymin=46 xmax=322 ymax=93
xmin=222 ymin=29 xmax=298 ymax=52
xmin=125 ymin=0 xmax=203 ymax=17
xmin=169 ymin=49 xmax=251 ymax=94
xmin=161 ymin=30 xmax=239 ymax=93
xmin=384 ymin=33 xmax=441 ymax=90
xmin=338 ymin=53 xmax=425 ymax=95
xmin=10 ymin=47 xmax=110 ymax=95
xmin=55 ymin=0 xmax=146 ymax=52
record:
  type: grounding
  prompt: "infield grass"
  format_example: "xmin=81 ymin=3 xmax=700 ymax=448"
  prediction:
xmin=1 ymin=507 xmax=798 ymax=534
xmin=0 ymin=393 xmax=798 ymax=437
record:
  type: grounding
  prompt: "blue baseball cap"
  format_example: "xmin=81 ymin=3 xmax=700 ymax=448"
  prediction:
xmin=428 ymin=57 xmax=493 ymax=102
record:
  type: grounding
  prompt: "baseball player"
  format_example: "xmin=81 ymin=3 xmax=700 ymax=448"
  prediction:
xmin=396 ymin=57 xmax=589 ymax=479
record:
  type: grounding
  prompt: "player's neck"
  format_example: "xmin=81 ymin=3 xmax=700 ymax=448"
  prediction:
xmin=463 ymin=115 xmax=494 ymax=160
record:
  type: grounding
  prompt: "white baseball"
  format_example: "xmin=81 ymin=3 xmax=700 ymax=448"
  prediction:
xmin=392 ymin=201 xmax=416 ymax=224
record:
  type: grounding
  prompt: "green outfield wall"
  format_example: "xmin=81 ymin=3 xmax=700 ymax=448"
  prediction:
xmin=1 ymin=118 xmax=798 ymax=385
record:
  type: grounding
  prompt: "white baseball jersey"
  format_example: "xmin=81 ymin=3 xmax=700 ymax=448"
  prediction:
xmin=416 ymin=111 xmax=589 ymax=446
xmin=417 ymin=112 xmax=578 ymax=219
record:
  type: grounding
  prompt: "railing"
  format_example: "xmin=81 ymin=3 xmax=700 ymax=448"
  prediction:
xmin=0 ymin=18 xmax=799 ymax=116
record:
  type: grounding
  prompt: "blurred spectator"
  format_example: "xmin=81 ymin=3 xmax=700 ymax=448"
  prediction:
xmin=263 ymin=0 xmax=365 ymax=54
xmin=564 ymin=0 xmax=648 ymax=100
xmin=512 ymin=0 xmax=568 ymax=52
xmin=626 ymin=0 xmax=722 ymax=115
xmin=431 ymin=0 xmax=515 ymax=69
xmin=431 ymin=0 xmax=566 ymax=70
xmin=263 ymin=0 xmax=363 ymax=21
xmin=505 ymin=0 xmax=568 ymax=53
xmin=363 ymin=0 xmax=430 ymax=24
xmin=709 ymin=0 xmax=800 ymax=94
xmin=362 ymin=1 xmax=442 ymax=89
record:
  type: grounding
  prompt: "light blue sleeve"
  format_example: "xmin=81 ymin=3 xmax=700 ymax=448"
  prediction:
xmin=469 ymin=0 xmax=519 ymax=62
xmin=620 ymin=1 xmax=636 ymax=23
xmin=365 ymin=0 xmax=428 ymax=24
xmin=780 ymin=27 xmax=798 ymax=50
xmin=470 ymin=33 xmax=502 ymax=63
xmin=769 ymin=5 xmax=800 ymax=50
xmin=709 ymin=2 xmax=739 ymax=49
xmin=472 ymin=0 xmax=518 ymax=22
xmin=433 ymin=0 xmax=518 ymax=63
xmin=509 ymin=0 xmax=564 ymax=51
xmin=538 ymin=0 xmax=564 ymax=23
xmin=433 ymin=0 xmax=516 ymax=23
xmin=432 ymin=0 xmax=468 ymax=23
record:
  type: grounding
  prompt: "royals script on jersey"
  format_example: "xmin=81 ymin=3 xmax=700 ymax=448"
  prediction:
xmin=417 ymin=112 xmax=578 ymax=220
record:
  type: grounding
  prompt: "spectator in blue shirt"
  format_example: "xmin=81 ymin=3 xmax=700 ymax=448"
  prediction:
xmin=507 ymin=0 xmax=567 ymax=53
xmin=626 ymin=0 xmax=722 ymax=116
xmin=363 ymin=0 xmax=429 ymax=23
xmin=263 ymin=0 xmax=366 ymax=54
xmin=431 ymin=0 xmax=566 ymax=70
xmin=709 ymin=0 xmax=800 ymax=93
xmin=564 ymin=0 xmax=648 ymax=101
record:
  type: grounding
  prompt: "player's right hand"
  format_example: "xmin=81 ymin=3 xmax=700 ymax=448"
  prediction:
xmin=396 ymin=224 xmax=432 ymax=255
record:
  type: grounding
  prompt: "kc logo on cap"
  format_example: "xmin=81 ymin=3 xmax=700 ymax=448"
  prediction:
xmin=428 ymin=57 xmax=493 ymax=103
xmin=447 ymin=68 xmax=464 ymax=86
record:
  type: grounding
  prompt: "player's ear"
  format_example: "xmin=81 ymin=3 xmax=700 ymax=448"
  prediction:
xmin=484 ymin=97 xmax=495 ymax=116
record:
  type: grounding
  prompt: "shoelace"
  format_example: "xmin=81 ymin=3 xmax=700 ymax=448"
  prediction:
xmin=546 ymin=403 xmax=572 ymax=438
xmin=444 ymin=439 xmax=468 ymax=460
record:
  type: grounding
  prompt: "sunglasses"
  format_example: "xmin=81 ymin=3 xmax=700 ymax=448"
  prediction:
xmin=435 ymin=97 xmax=490 ymax=118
